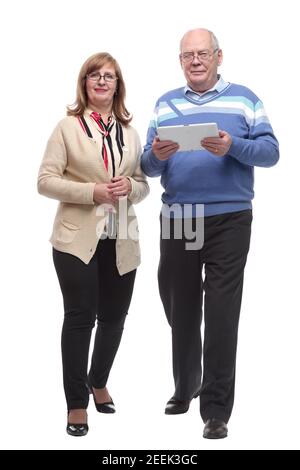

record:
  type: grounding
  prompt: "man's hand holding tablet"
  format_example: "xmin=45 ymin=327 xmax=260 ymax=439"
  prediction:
xmin=155 ymin=123 xmax=232 ymax=158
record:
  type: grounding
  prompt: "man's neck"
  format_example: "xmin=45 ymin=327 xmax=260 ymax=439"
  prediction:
xmin=188 ymin=76 xmax=219 ymax=94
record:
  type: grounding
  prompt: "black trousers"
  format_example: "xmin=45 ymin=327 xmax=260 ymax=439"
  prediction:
xmin=158 ymin=210 xmax=252 ymax=423
xmin=53 ymin=238 xmax=136 ymax=411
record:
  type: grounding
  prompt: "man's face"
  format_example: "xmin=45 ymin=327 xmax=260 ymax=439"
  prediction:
xmin=180 ymin=30 xmax=222 ymax=93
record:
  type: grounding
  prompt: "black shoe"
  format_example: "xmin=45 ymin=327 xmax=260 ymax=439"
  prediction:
xmin=66 ymin=422 xmax=88 ymax=437
xmin=203 ymin=418 xmax=228 ymax=439
xmin=93 ymin=398 xmax=116 ymax=413
xmin=88 ymin=382 xmax=116 ymax=414
xmin=165 ymin=391 xmax=200 ymax=415
xmin=66 ymin=410 xmax=88 ymax=436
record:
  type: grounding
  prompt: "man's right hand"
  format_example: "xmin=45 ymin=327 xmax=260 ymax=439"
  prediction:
xmin=152 ymin=136 xmax=179 ymax=161
xmin=93 ymin=183 xmax=115 ymax=204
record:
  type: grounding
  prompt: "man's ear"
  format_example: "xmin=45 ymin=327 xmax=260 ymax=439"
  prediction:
xmin=179 ymin=54 xmax=184 ymax=69
xmin=217 ymin=49 xmax=223 ymax=67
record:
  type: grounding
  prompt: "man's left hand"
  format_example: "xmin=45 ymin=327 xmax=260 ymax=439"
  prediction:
xmin=201 ymin=130 xmax=232 ymax=156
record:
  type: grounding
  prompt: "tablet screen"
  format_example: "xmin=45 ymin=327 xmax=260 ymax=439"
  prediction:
xmin=157 ymin=123 xmax=219 ymax=151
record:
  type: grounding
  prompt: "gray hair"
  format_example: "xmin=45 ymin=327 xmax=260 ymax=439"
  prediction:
xmin=210 ymin=31 xmax=220 ymax=50
xmin=180 ymin=28 xmax=220 ymax=51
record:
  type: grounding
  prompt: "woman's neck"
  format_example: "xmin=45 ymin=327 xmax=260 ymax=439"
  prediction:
xmin=88 ymin=104 xmax=112 ymax=118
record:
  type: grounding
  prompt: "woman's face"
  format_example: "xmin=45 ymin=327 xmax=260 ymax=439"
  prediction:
xmin=85 ymin=62 xmax=118 ymax=111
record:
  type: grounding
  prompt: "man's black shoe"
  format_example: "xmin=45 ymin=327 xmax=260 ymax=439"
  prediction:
xmin=165 ymin=397 xmax=190 ymax=414
xmin=165 ymin=391 xmax=200 ymax=415
xmin=203 ymin=418 xmax=228 ymax=439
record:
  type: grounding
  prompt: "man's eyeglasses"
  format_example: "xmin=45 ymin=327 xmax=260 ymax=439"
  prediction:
xmin=180 ymin=48 xmax=219 ymax=63
xmin=86 ymin=72 xmax=118 ymax=83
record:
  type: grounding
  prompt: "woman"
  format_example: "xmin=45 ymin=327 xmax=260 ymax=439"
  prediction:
xmin=38 ymin=52 xmax=149 ymax=436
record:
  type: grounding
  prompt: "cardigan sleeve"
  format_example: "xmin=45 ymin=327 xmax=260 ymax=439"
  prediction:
xmin=126 ymin=129 xmax=150 ymax=204
xmin=37 ymin=122 xmax=96 ymax=204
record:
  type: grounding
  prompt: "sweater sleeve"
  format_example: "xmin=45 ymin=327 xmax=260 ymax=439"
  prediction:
xmin=37 ymin=122 xmax=95 ymax=204
xmin=229 ymin=100 xmax=279 ymax=168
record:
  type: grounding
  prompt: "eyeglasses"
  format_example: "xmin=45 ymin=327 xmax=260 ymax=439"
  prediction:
xmin=180 ymin=48 xmax=219 ymax=63
xmin=86 ymin=72 xmax=118 ymax=83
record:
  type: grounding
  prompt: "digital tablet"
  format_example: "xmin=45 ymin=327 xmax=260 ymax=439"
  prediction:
xmin=157 ymin=123 xmax=219 ymax=151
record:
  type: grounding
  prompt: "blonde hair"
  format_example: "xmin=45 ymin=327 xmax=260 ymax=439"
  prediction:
xmin=67 ymin=52 xmax=132 ymax=126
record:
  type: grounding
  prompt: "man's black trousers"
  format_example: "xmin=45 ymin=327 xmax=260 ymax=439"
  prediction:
xmin=158 ymin=210 xmax=252 ymax=423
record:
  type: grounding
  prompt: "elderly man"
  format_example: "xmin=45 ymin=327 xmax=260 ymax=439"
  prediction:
xmin=141 ymin=28 xmax=279 ymax=439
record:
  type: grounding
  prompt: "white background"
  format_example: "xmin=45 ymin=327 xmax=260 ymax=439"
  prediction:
xmin=0 ymin=0 xmax=299 ymax=451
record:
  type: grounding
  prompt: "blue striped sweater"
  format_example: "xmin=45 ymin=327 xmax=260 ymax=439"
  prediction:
xmin=141 ymin=83 xmax=279 ymax=216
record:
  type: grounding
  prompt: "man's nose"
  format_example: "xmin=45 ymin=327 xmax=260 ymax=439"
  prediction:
xmin=191 ymin=54 xmax=201 ymax=64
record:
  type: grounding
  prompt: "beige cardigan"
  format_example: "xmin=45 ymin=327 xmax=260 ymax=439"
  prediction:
xmin=38 ymin=115 xmax=149 ymax=275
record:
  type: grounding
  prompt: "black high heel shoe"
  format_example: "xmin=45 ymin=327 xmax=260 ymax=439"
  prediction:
xmin=87 ymin=381 xmax=116 ymax=414
xmin=66 ymin=412 xmax=88 ymax=436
